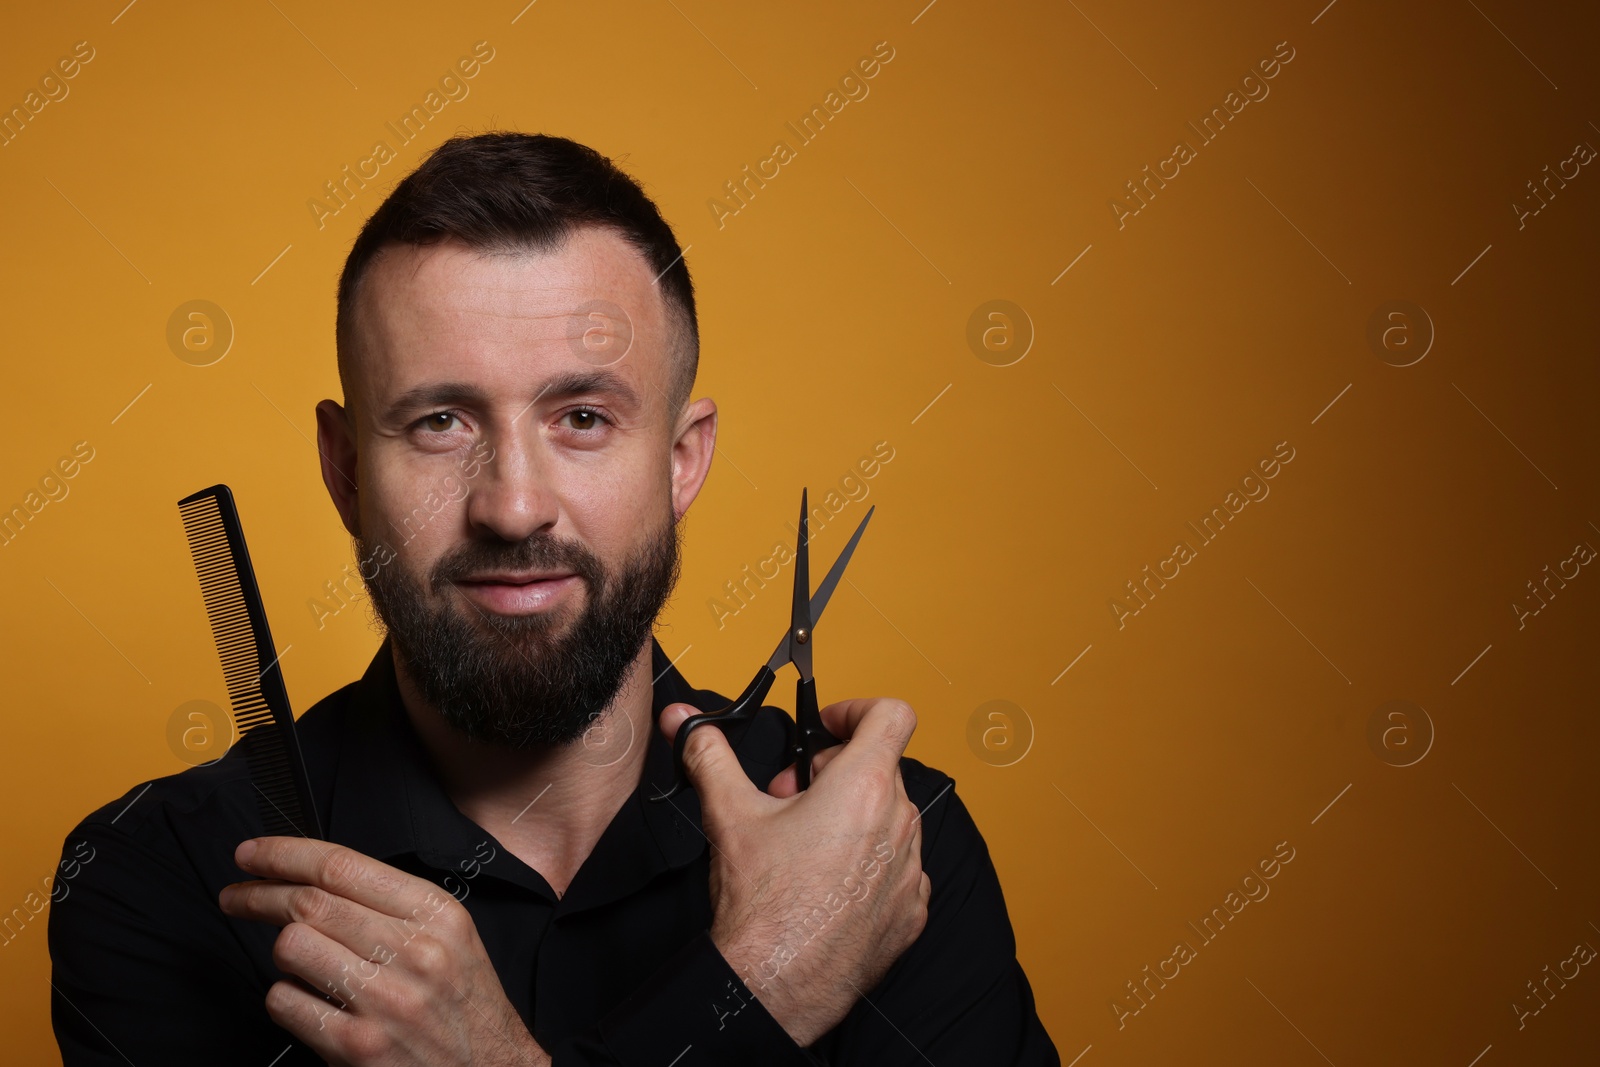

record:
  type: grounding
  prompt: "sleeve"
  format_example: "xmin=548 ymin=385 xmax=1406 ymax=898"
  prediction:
xmin=547 ymin=930 xmax=824 ymax=1066
xmin=47 ymin=819 xmax=324 ymax=1067
xmin=50 ymin=816 xmax=807 ymax=1067
xmin=809 ymin=769 xmax=1062 ymax=1066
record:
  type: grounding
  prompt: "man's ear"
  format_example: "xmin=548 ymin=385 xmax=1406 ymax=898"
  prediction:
xmin=670 ymin=396 xmax=717 ymax=521
xmin=315 ymin=399 xmax=361 ymax=538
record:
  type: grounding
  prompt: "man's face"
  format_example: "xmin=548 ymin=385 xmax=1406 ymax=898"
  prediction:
xmin=320 ymin=227 xmax=712 ymax=748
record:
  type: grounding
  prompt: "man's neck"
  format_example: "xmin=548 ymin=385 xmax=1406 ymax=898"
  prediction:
xmin=393 ymin=640 xmax=658 ymax=899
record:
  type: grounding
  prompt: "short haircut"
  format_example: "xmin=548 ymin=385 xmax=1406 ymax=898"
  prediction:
xmin=335 ymin=131 xmax=699 ymax=414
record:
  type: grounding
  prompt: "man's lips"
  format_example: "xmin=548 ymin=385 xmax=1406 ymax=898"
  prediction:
xmin=459 ymin=571 xmax=575 ymax=584
xmin=452 ymin=572 xmax=580 ymax=614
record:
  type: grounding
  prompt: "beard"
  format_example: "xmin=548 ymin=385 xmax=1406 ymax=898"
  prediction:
xmin=356 ymin=509 xmax=681 ymax=749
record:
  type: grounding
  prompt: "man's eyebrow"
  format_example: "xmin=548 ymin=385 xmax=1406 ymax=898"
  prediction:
xmin=383 ymin=382 xmax=494 ymax=423
xmin=531 ymin=370 xmax=642 ymax=410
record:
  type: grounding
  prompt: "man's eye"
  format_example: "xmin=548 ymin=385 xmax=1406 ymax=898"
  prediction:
xmin=421 ymin=412 xmax=460 ymax=433
xmin=563 ymin=409 xmax=605 ymax=431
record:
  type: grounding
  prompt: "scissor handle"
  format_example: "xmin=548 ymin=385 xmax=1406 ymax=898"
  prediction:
xmin=792 ymin=676 xmax=842 ymax=790
xmin=649 ymin=665 xmax=776 ymax=802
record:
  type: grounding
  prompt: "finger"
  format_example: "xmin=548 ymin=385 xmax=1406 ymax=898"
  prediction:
xmin=220 ymin=879 xmax=403 ymax=962
xmin=269 ymin=919 xmax=378 ymax=1020
xmin=816 ymin=698 xmax=918 ymax=754
xmin=263 ymin=977 xmax=362 ymax=1060
xmin=765 ymin=745 xmax=847 ymax=798
xmin=235 ymin=837 xmax=437 ymax=920
xmin=815 ymin=699 xmax=872 ymax=742
xmin=811 ymin=743 xmax=847 ymax=780
xmin=814 ymin=699 xmax=918 ymax=779
xmin=678 ymin=716 xmax=762 ymax=814
xmin=657 ymin=702 xmax=700 ymax=744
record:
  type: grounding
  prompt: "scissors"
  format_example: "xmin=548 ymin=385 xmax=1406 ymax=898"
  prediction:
xmin=650 ymin=488 xmax=874 ymax=802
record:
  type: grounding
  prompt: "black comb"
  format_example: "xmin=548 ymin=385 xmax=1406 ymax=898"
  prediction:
xmin=178 ymin=484 xmax=322 ymax=839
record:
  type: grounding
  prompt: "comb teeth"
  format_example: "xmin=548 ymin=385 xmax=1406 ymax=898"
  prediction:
xmin=180 ymin=499 xmax=270 ymax=710
xmin=179 ymin=487 xmax=319 ymax=839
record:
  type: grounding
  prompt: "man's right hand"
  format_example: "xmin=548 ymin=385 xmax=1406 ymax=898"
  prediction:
xmin=657 ymin=697 xmax=931 ymax=1047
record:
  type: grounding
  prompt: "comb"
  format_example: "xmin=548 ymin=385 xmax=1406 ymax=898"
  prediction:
xmin=177 ymin=484 xmax=322 ymax=839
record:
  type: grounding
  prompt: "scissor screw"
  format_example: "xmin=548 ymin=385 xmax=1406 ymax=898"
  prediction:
xmin=795 ymin=627 xmax=810 ymax=644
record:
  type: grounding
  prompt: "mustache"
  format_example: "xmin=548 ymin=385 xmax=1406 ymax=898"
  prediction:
xmin=429 ymin=532 xmax=606 ymax=593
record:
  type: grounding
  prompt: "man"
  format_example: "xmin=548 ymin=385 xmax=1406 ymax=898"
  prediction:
xmin=49 ymin=132 xmax=1058 ymax=1064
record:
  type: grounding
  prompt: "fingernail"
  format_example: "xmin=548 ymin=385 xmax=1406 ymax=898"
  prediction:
xmin=236 ymin=839 xmax=258 ymax=868
xmin=218 ymin=884 xmax=236 ymax=909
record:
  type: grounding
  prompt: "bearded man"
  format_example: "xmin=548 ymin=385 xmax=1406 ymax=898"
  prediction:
xmin=48 ymin=132 xmax=1059 ymax=1066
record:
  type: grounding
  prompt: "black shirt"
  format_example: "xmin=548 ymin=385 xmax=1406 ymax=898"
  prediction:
xmin=49 ymin=637 xmax=1059 ymax=1064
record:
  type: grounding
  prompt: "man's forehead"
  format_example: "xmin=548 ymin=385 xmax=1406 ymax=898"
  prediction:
xmin=349 ymin=229 xmax=668 ymax=404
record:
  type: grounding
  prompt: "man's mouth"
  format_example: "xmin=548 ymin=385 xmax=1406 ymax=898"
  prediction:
xmin=453 ymin=571 xmax=581 ymax=615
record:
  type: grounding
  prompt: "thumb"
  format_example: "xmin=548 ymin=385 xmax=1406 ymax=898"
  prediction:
xmin=677 ymin=712 xmax=747 ymax=810
xmin=658 ymin=702 xmax=699 ymax=744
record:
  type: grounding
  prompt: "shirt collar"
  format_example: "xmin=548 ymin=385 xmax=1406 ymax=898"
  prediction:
xmin=323 ymin=636 xmax=762 ymax=906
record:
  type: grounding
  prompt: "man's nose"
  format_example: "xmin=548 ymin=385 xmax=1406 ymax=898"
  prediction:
xmin=462 ymin=435 xmax=559 ymax=542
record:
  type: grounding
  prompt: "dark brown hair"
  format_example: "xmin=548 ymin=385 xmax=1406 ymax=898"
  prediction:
xmin=335 ymin=131 xmax=698 ymax=410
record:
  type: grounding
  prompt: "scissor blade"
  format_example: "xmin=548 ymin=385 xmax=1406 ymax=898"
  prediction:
xmin=790 ymin=489 xmax=815 ymax=678
xmin=768 ymin=490 xmax=811 ymax=673
xmin=765 ymin=628 xmax=792 ymax=673
xmin=764 ymin=502 xmax=875 ymax=675
xmin=792 ymin=488 xmax=812 ymax=633
xmin=808 ymin=505 xmax=873 ymax=628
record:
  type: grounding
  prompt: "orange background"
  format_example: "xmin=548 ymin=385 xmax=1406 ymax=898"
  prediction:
xmin=3 ymin=1 xmax=1597 ymax=1063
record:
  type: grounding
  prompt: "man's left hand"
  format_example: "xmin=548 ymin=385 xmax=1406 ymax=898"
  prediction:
xmin=219 ymin=837 xmax=546 ymax=1066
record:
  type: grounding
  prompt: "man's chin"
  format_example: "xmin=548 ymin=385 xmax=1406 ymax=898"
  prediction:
xmin=460 ymin=613 xmax=582 ymax=656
